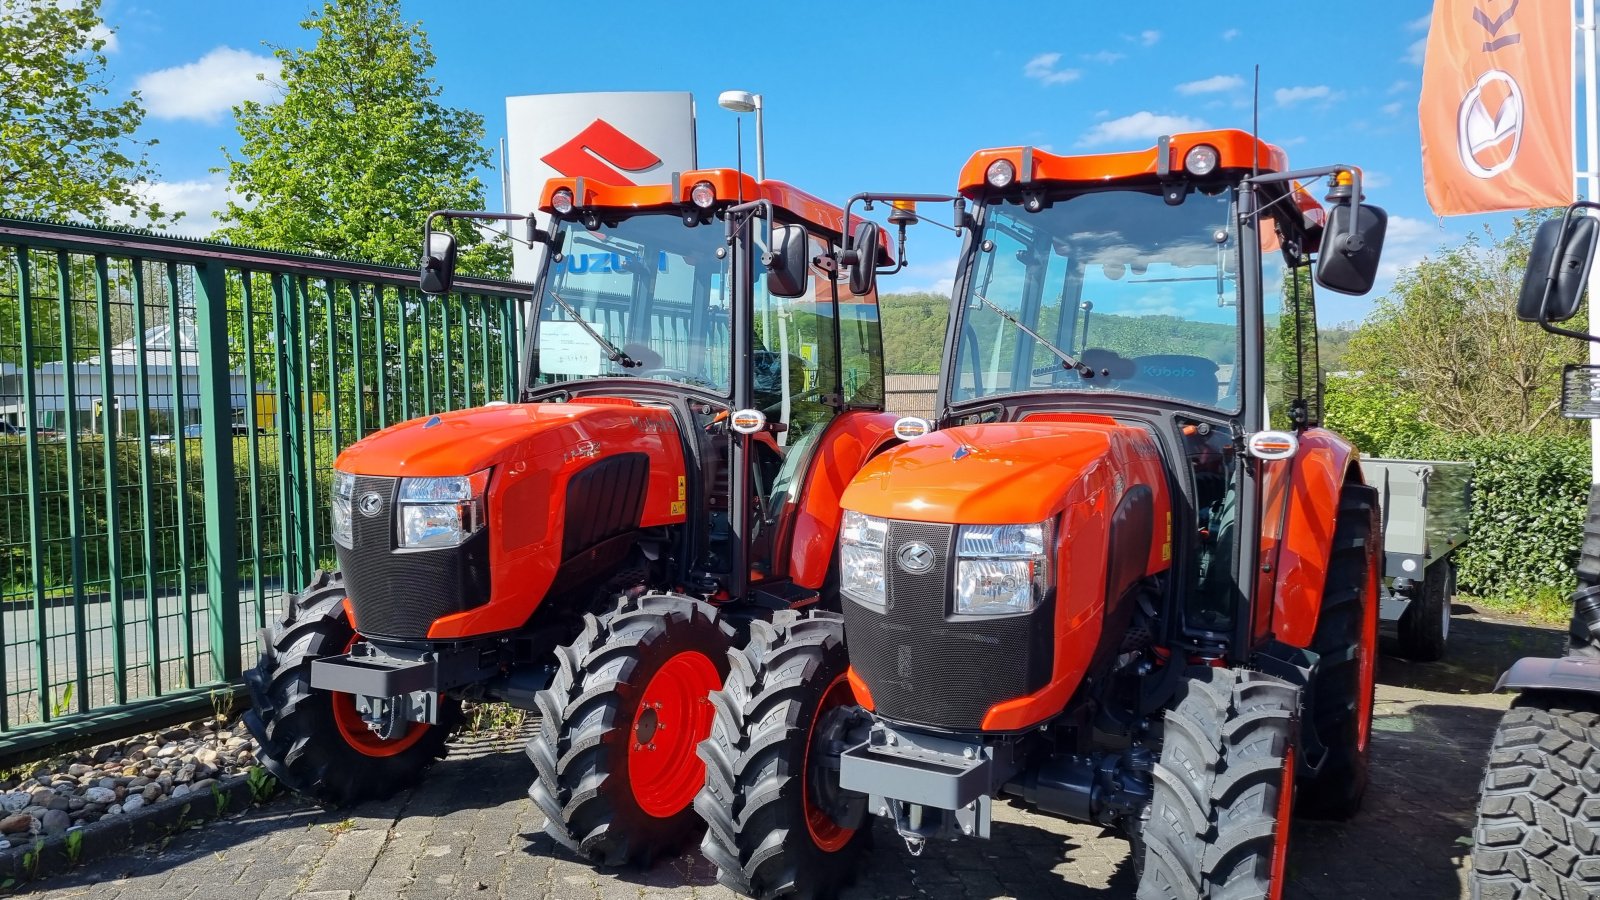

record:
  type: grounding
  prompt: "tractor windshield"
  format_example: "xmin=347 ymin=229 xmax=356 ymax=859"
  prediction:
xmin=530 ymin=213 xmax=732 ymax=393
xmin=952 ymin=187 xmax=1242 ymax=412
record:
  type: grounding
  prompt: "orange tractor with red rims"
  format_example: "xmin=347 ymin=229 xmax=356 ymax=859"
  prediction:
xmin=242 ymin=168 xmax=912 ymax=865
xmin=693 ymin=131 xmax=1391 ymax=899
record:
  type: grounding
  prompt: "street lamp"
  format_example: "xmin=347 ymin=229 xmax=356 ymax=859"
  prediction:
xmin=717 ymin=90 xmax=764 ymax=182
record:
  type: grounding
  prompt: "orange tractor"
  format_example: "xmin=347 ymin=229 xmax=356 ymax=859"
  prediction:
xmin=693 ymin=131 xmax=1390 ymax=898
xmin=242 ymin=169 xmax=910 ymax=864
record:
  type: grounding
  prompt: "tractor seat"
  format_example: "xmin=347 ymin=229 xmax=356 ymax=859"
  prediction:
xmin=1130 ymin=354 xmax=1221 ymax=407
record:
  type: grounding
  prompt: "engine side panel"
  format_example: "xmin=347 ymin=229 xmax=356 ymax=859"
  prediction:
xmin=786 ymin=410 xmax=901 ymax=589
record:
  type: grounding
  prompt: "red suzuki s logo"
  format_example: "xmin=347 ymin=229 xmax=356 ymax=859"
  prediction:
xmin=541 ymin=119 xmax=662 ymax=186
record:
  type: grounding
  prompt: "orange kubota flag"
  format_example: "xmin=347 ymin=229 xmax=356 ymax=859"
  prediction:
xmin=1420 ymin=0 xmax=1573 ymax=216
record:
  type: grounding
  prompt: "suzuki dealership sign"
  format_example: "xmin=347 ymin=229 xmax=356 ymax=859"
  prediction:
xmin=505 ymin=91 xmax=697 ymax=280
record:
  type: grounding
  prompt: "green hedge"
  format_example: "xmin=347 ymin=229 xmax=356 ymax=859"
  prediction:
xmin=1380 ymin=433 xmax=1591 ymax=600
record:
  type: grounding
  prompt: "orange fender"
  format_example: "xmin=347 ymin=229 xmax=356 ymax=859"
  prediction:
xmin=787 ymin=411 xmax=902 ymax=589
xmin=1253 ymin=428 xmax=1359 ymax=649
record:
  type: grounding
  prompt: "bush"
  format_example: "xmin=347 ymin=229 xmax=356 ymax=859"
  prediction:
xmin=1380 ymin=432 xmax=1591 ymax=601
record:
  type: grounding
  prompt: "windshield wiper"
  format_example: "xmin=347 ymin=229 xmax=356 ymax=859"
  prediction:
xmin=548 ymin=289 xmax=641 ymax=369
xmin=972 ymin=292 xmax=1093 ymax=377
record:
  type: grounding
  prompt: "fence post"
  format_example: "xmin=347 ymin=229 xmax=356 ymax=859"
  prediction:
xmin=193 ymin=263 xmax=241 ymax=680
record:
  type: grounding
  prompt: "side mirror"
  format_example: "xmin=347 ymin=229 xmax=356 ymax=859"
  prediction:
xmin=1314 ymin=203 xmax=1387 ymax=296
xmin=419 ymin=230 xmax=458 ymax=296
xmin=765 ymin=224 xmax=811 ymax=298
xmin=848 ymin=221 xmax=881 ymax=296
xmin=1519 ymin=216 xmax=1598 ymax=323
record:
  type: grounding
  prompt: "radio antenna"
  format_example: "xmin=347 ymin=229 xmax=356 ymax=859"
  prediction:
xmin=1252 ymin=64 xmax=1261 ymax=177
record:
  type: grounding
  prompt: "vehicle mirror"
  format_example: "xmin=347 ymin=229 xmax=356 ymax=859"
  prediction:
xmin=765 ymin=224 xmax=811 ymax=298
xmin=1314 ymin=203 xmax=1387 ymax=296
xmin=848 ymin=221 xmax=881 ymax=296
xmin=1518 ymin=216 xmax=1598 ymax=323
xmin=419 ymin=229 xmax=458 ymax=296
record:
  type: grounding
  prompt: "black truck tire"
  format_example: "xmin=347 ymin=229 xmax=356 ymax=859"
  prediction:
xmin=1138 ymin=666 xmax=1299 ymax=900
xmin=1297 ymin=482 xmax=1380 ymax=820
xmin=242 ymin=570 xmax=458 ymax=806
xmin=1471 ymin=691 xmax=1600 ymax=899
xmin=696 ymin=610 xmax=870 ymax=900
xmin=527 ymin=592 xmax=732 ymax=867
xmin=1398 ymin=557 xmax=1455 ymax=662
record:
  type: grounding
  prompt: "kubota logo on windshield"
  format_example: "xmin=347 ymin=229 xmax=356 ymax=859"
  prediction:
xmin=541 ymin=119 xmax=663 ymax=186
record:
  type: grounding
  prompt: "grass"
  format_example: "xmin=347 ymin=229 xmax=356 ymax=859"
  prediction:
xmin=1461 ymin=585 xmax=1572 ymax=626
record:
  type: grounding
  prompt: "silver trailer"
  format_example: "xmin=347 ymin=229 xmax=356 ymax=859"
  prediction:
xmin=1361 ymin=457 xmax=1473 ymax=661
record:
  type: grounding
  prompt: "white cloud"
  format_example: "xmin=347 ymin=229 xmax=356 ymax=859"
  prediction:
xmin=1274 ymin=85 xmax=1335 ymax=107
xmin=1362 ymin=171 xmax=1393 ymax=189
xmin=888 ymin=255 xmax=958 ymax=297
xmin=1377 ymin=215 xmax=1444 ymax=282
xmin=1177 ymin=75 xmax=1244 ymax=95
xmin=106 ymin=176 xmax=242 ymax=237
xmin=1407 ymin=13 xmax=1431 ymax=31
xmin=1221 ymin=28 xmax=1240 ymax=41
xmin=1023 ymin=52 xmax=1079 ymax=86
xmin=1079 ymin=111 xmax=1208 ymax=147
xmin=1082 ymin=50 xmax=1125 ymax=65
xmin=135 ymin=46 xmax=280 ymax=123
xmin=88 ymin=22 xmax=116 ymax=51
xmin=1140 ymin=29 xmax=1161 ymax=46
xmin=1388 ymin=79 xmax=1412 ymax=94
xmin=1405 ymin=37 xmax=1427 ymax=66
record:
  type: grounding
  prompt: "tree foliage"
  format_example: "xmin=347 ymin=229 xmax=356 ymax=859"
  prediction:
xmin=218 ymin=0 xmax=507 ymax=275
xmin=0 ymin=0 xmax=168 ymax=224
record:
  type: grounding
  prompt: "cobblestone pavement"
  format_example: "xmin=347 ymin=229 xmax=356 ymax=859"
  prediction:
xmin=21 ymin=606 xmax=1564 ymax=900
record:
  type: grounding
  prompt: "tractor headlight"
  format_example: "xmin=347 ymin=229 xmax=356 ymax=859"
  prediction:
xmin=332 ymin=470 xmax=355 ymax=549
xmin=954 ymin=520 xmax=1052 ymax=616
xmin=839 ymin=510 xmax=889 ymax=608
xmin=397 ymin=469 xmax=490 ymax=549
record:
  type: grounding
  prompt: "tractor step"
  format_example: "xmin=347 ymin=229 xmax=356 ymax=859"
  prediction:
xmin=840 ymin=738 xmax=992 ymax=812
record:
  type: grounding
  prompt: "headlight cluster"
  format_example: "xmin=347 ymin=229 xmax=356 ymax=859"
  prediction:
xmin=954 ymin=521 xmax=1051 ymax=616
xmin=331 ymin=468 xmax=491 ymax=551
xmin=838 ymin=511 xmax=1054 ymax=617
xmin=398 ymin=470 xmax=491 ymax=549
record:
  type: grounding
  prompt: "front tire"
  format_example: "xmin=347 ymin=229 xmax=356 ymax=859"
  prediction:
xmin=696 ymin=610 xmax=870 ymax=900
xmin=1470 ymin=691 xmax=1600 ymax=899
xmin=241 ymin=570 xmax=458 ymax=806
xmin=527 ymin=593 xmax=732 ymax=867
xmin=1138 ymin=666 xmax=1298 ymax=900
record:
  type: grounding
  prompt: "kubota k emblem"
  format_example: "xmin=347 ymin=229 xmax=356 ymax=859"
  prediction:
xmin=541 ymin=119 xmax=663 ymax=186
xmin=358 ymin=492 xmax=384 ymax=518
xmin=897 ymin=542 xmax=935 ymax=574
xmin=1457 ymin=69 xmax=1524 ymax=179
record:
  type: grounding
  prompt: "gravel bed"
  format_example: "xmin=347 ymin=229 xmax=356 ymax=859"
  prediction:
xmin=0 ymin=717 xmax=259 ymax=849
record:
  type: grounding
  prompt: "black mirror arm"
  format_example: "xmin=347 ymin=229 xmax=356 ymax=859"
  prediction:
xmin=422 ymin=209 xmax=533 ymax=261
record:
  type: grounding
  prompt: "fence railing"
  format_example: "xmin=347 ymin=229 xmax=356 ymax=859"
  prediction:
xmin=0 ymin=216 xmax=529 ymax=758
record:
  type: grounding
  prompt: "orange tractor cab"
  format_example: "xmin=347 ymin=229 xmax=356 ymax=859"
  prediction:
xmin=693 ymin=131 xmax=1390 ymax=899
xmin=242 ymin=169 xmax=909 ymax=865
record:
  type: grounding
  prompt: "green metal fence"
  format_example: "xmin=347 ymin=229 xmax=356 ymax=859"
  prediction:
xmin=0 ymin=216 xmax=529 ymax=758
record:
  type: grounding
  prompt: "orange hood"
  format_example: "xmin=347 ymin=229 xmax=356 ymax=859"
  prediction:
xmin=333 ymin=400 xmax=675 ymax=477
xmin=840 ymin=421 xmax=1156 ymax=524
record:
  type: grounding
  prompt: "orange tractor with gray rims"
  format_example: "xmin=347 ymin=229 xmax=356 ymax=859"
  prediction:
xmin=694 ymin=131 xmax=1390 ymax=899
xmin=243 ymin=169 xmax=909 ymax=865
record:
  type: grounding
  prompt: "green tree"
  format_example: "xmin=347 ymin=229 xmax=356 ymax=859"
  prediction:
xmin=218 ymin=0 xmax=508 ymax=276
xmin=0 ymin=0 xmax=168 ymax=224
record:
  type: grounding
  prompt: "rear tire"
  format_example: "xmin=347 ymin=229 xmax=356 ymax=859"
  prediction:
xmin=1139 ymin=666 xmax=1298 ymax=900
xmin=527 ymin=593 xmax=732 ymax=867
xmin=1470 ymin=691 xmax=1600 ymax=899
xmin=241 ymin=570 xmax=458 ymax=806
xmin=1296 ymin=483 xmax=1380 ymax=819
xmin=696 ymin=610 xmax=870 ymax=900
xmin=1397 ymin=558 xmax=1454 ymax=662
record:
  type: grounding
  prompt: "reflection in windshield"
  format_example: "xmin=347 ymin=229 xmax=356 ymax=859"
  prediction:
xmin=533 ymin=214 xmax=731 ymax=392
xmin=952 ymin=188 xmax=1241 ymax=411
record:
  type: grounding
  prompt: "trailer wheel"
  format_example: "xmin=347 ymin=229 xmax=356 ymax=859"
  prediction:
xmin=1397 ymin=557 xmax=1454 ymax=662
xmin=1138 ymin=666 xmax=1299 ymax=900
xmin=1297 ymin=483 xmax=1380 ymax=820
xmin=242 ymin=570 xmax=459 ymax=806
xmin=1471 ymin=691 xmax=1600 ymax=899
xmin=527 ymin=593 xmax=732 ymax=867
xmin=696 ymin=610 xmax=871 ymax=900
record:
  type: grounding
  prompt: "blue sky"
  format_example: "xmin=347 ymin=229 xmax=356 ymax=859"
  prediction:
xmin=90 ymin=0 xmax=1545 ymax=324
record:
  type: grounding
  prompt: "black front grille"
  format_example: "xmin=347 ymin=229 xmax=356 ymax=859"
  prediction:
xmin=842 ymin=520 xmax=1054 ymax=731
xmin=336 ymin=474 xmax=491 ymax=640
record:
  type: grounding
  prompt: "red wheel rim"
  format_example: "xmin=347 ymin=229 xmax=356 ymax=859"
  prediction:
xmin=1356 ymin=543 xmax=1380 ymax=754
xmin=330 ymin=634 xmax=431 ymax=758
xmin=628 ymin=650 xmax=722 ymax=818
xmin=1268 ymin=744 xmax=1296 ymax=899
xmin=802 ymin=674 xmax=855 ymax=853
